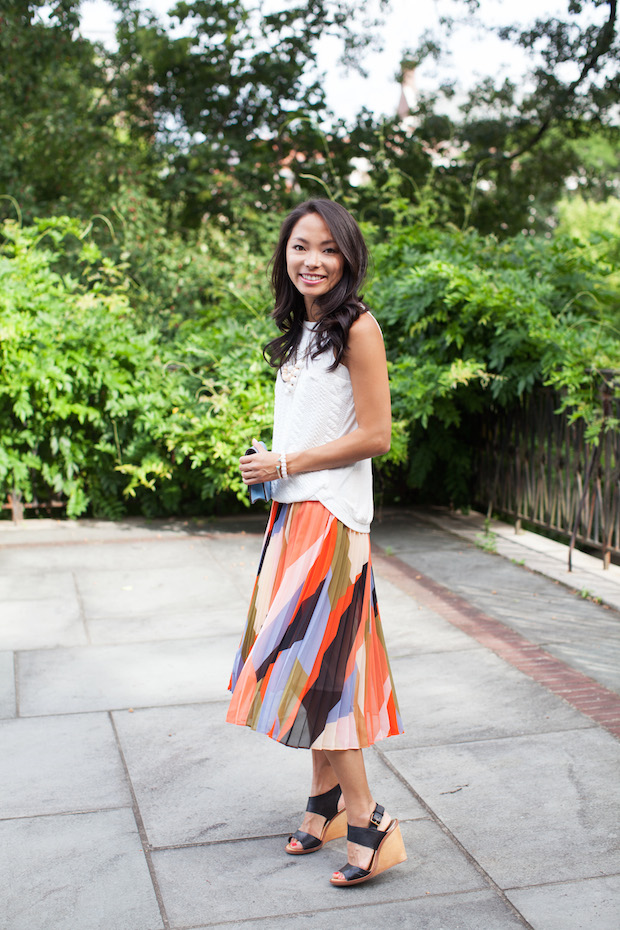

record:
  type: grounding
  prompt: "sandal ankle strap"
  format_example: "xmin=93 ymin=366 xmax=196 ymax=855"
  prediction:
xmin=346 ymin=803 xmax=386 ymax=850
xmin=306 ymin=784 xmax=342 ymax=818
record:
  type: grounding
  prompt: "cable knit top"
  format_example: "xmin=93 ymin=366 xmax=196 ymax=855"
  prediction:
xmin=270 ymin=318 xmax=375 ymax=533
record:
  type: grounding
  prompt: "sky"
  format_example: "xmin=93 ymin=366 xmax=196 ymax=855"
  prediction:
xmin=79 ymin=0 xmax=569 ymax=121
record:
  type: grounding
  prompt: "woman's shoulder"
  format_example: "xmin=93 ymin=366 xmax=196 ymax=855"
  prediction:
xmin=348 ymin=309 xmax=384 ymax=342
xmin=343 ymin=309 xmax=386 ymax=369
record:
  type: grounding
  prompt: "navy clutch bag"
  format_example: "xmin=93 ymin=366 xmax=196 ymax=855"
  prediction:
xmin=245 ymin=442 xmax=272 ymax=503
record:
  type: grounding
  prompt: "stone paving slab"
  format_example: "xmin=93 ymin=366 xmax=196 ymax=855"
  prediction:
xmin=374 ymin=547 xmax=620 ymax=741
xmin=77 ymin=564 xmax=248 ymax=623
xmin=151 ymin=818 xmax=487 ymax=927
xmin=419 ymin=508 xmax=620 ymax=613
xmin=187 ymin=890 xmax=528 ymax=930
xmin=390 ymin=648 xmax=593 ymax=748
xmin=0 ymin=713 xmax=129 ymax=819
xmin=112 ymin=702 xmax=424 ymax=847
xmin=17 ymin=637 xmax=237 ymax=716
xmin=372 ymin=515 xmax=620 ymax=697
xmin=374 ymin=524 xmax=615 ymax=645
xmin=444 ymin=583 xmax=620 ymax=690
xmin=506 ymin=875 xmax=620 ymax=930
xmin=449 ymin=583 xmax=619 ymax=645
xmin=0 ymin=650 xmax=15 ymax=717
xmin=87 ymin=605 xmax=244 ymax=645
xmin=0 ymin=808 xmax=163 ymax=930
xmin=1 ymin=512 xmax=619 ymax=930
xmin=199 ymin=529 xmax=263 ymax=566
xmin=0 ymin=531 xmax=262 ymax=577
xmin=0 ymin=513 xmax=267 ymax=544
xmin=0 ymin=569 xmax=76 ymax=601
xmin=1 ymin=541 xmax=171 ymax=573
xmin=0 ymin=593 xmax=85 ymax=651
xmin=373 ymin=574 xmax=481 ymax=657
xmin=384 ymin=727 xmax=620 ymax=888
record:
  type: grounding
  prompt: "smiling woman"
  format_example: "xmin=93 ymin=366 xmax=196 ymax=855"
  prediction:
xmin=285 ymin=214 xmax=345 ymax=318
xmin=226 ymin=199 xmax=407 ymax=889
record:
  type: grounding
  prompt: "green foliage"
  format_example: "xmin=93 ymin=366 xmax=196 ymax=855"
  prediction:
xmin=159 ymin=314 xmax=276 ymax=504
xmin=0 ymin=2 xmax=141 ymax=220
xmin=556 ymin=195 xmax=620 ymax=329
xmin=475 ymin=518 xmax=498 ymax=554
xmin=87 ymin=184 xmax=275 ymax=333
xmin=320 ymin=1 xmax=620 ymax=237
xmin=0 ymin=213 xmax=278 ymax=517
xmin=0 ymin=1 xmax=387 ymax=227
xmin=2 ymin=2 xmax=618 ymax=240
xmin=365 ymin=215 xmax=620 ymax=504
xmin=0 ymin=198 xmax=618 ymax=518
xmin=0 ymin=217 xmax=174 ymax=516
xmin=2 ymin=1 xmax=619 ymax=520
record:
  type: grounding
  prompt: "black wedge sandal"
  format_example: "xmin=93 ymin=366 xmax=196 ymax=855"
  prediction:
xmin=285 ymin=784 xmax=347 ymax=855
xmin=330 ymin=803 xmax=407 ymax=886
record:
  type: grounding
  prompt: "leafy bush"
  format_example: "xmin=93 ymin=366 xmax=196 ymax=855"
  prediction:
xmin=0 ymin=218 xmax=182 ymax=516
xmin=1 ymin=202 xmax=617 ymax=518
xmin=555 ymin=195 xmax=620 ymax=330
xmin=0 ymin=212 xmax=282 ymax=517
xmin=366 ymin=219 xmax=619 ymax=503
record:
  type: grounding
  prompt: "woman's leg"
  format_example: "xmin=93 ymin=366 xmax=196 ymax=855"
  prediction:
xmin=324 ymin=748 xmax=393 ymax=877
xmin=287 ymin=749 xmax=342 ymax=850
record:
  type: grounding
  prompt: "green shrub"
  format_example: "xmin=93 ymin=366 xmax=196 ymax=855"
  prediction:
xmin=1 ymin=202 xmax=617 ymax=518
xmin=0 ymin=213 xmax=278 ymax=517
xmin=0 ymin=218 xmax=181 ymax=516
xmin=367 ymin=220 xmax=619 ymax=503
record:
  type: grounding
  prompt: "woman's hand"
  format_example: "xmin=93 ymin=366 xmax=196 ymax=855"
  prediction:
xmin=239 ymin=440 xmax=281 ymax=485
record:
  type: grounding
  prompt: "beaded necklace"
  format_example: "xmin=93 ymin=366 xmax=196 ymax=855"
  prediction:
xmin=280 ymin=324 xmax=316 ymax=392
xmin=280 ymin=358 xmax=303 ymax=389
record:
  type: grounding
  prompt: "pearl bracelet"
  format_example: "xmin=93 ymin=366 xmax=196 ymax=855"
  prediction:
xmin=279 ymin=452 xmax=288 ymax=479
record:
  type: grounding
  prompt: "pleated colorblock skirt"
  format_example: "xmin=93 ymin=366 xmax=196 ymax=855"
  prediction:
xmin=226 ymin=500 xmax=404 ymax=749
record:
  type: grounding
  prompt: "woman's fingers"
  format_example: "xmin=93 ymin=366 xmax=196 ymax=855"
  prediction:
xmin=239 ymin=449 xmax=277 ymax=484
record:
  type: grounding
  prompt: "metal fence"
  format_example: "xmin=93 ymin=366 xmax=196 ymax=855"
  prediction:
xmin=1 ymin=491 xmax=65 ymax=522
xmin=474 ymin=381 xmax=620 ymax=569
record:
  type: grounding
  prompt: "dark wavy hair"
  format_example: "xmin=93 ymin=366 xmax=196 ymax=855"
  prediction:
xmin=264 ymin=199 xmax=369 ymax=371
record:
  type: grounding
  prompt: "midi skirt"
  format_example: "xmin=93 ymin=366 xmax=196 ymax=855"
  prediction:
xmin=226 ymin=500 xmax=403 ymax=749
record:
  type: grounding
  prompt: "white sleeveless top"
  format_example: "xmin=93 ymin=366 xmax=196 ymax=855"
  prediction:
xmin=270 ymin=319 xmax=375 ymax=533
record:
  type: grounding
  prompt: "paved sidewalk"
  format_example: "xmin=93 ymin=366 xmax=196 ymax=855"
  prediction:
xmin=1 ymin=508 xmax=619 ymax=930
xmin=416 ymin=506 xmax=620 ymax=613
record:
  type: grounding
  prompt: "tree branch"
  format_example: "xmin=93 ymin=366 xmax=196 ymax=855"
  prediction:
xmin=502 ymin=0 xmax=617 ymax=162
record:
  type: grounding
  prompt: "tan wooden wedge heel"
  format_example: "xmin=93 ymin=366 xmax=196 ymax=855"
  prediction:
xmin=330 ymin=803 xmax=407 ymax=886
xmin=322 ymin=807 xmax=347 ymax=844
xmin=372 ymin=820 xmax=408 ymax=878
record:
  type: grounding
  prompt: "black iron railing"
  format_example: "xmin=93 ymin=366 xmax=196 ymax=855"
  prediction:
xmin=474 ymin=381 xmax=620 ymax=569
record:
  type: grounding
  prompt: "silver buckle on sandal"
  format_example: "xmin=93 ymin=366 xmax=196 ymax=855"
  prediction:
xmin=370 ymin=806 xmax=383 ymax=828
